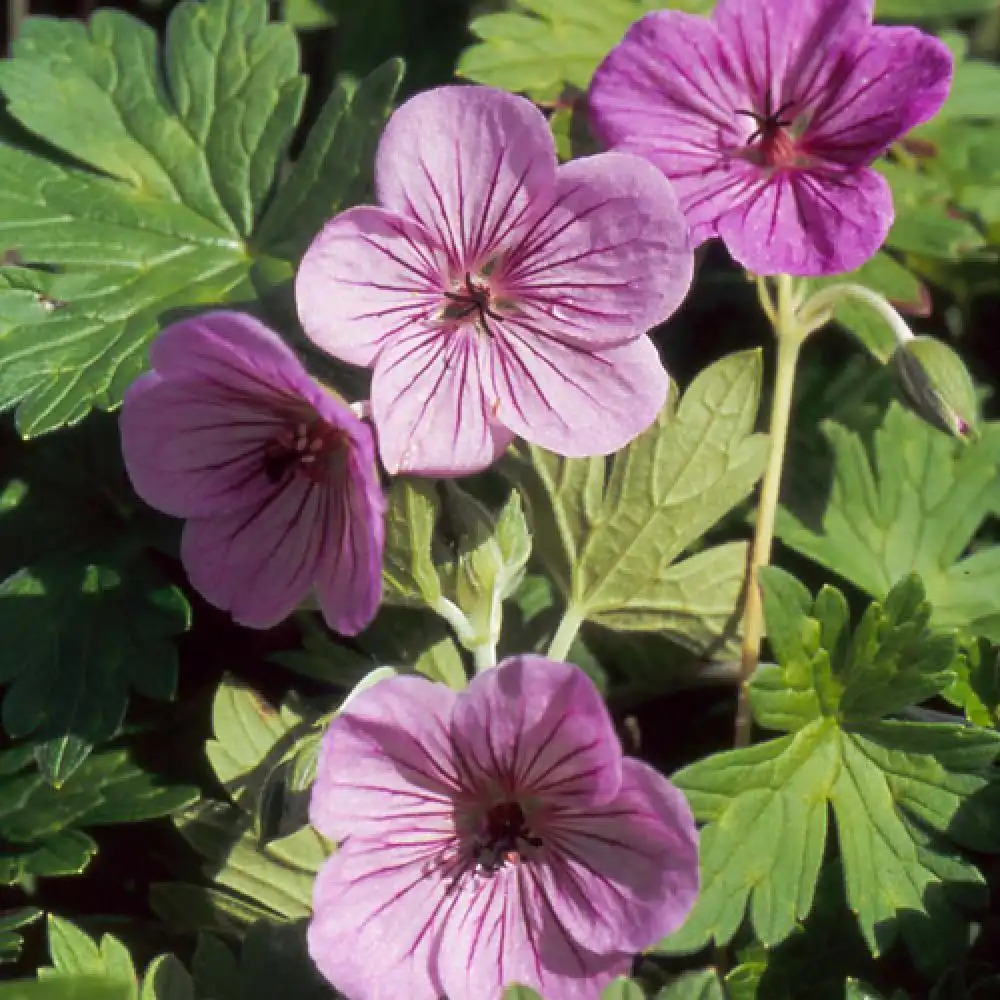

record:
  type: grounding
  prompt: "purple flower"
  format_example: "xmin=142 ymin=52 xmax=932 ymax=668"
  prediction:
xmin=588 ymin=0 xmax=953 ymax=276
xmin=295 ymin=85 xmax=693 ymax=477
xmin=308 ymin=655 xmax=699 ymax=1000
xmin=120 ymin=310 xmax=385 ymax=633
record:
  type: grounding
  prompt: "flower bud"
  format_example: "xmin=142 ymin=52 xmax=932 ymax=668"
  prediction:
xmin=893 ymin=336 xmax=978 ymax=439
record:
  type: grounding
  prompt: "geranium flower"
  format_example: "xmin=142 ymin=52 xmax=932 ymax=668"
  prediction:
xmin=295 ymin=85 xmax=693 ymax=477
xmin=120 ymin=310 xmax=385 ymax=633
xmin=308 ymin=655 xmax=699 ymax=1000
xmin=588 ymin=0 xmax=953 ymax=276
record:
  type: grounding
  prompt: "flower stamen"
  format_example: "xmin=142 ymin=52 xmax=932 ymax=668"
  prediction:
xmin=263 ymin=418 xmax=347 ymax=485
xmin=471 ymin=801 xmax=543 ymax=876
xmin=441 ymin=271 xmax=503 ymax=333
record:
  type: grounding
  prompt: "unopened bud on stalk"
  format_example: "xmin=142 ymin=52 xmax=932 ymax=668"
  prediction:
xmin=893 ymin=336 xmax=978 ymax=439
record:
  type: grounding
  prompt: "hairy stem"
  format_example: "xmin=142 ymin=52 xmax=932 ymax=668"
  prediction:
xmin=547 ymin=604 xmax=585 ymax=662
xmin=734 ymin=275 xmax=803 ymax=748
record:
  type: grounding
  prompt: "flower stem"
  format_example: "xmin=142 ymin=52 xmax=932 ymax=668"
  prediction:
xmin=472 ymin=642 xmax=498 ymax=672
xmin=734 ymin=275 xmax=803 ymax=748
xmin=547 ymin=604 xmax=585 ymax=662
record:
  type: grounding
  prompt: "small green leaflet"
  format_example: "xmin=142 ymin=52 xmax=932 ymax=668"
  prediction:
xmin=662 ymin=570 xmax=1000 ymax=977
xmin=504 ymin=350 xmax=768 ymax=656
xmin=0 ymin=907 xmax=42 ymax=966
xmin=0 ymin=0 xmax=402 ymax=436
xmin=153 ymin=676 xmax=326 ymax=933
xmin=654 ymin=970 xmax=725 ymax=1000
xmin=0 ymin=980 xmax=132 ymax=1000
xmin=776 ymin=402 xmax=1000 ymax=642
xmin=154 ymin=802 xmax=325 ymax=930
xmin=33 ymin=916 xmax=194 ymax=1000
xmin=0 ymin=746 xmax=198 ymax=885
xmin=456 ymin=0 xmax=714 ymax=103
xmin=0 ymin=551 xmax=190 ymax=784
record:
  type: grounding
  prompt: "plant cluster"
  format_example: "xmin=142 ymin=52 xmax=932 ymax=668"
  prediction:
xmin=2 ymin=0 xmax=1000 ymax=998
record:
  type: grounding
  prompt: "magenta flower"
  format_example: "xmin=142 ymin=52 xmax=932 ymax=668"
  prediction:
xmin=120 ymin=311 xmax=385 ymax=634
xmin=295 ymin=85 xmax=693 ymax=477
xmin=588 ymin=0 xmax=953 ymax=276
xmin=308 ymin=655 xmax=699 ymax=1000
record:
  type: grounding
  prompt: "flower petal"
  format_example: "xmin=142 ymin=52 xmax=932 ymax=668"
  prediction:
xmin=500 ymin=152 xmax=692 ymax=348
xmin=121 ymin=312 xmax=320 ymax=519
xmin=452 ymin=657 xmax=623 ymax=808
xmin=374 ymin=85 xmax=557 ymax=270
xmin=147 ymin=310 xmax=314 ymax=391
xmin=310 ymin=673 xmax=461 ymax=842
xmin=314 ymin=447 xmax=386 ymax=636
xmin=536 ymin=758 xmax=699 ymax=954
xmin=121 ymin=372 xmax=287 ymax=519
xmin=371 ymin=326 xmax=513 ymax=476
xmin=806 ymin=26 xmax=953 ymax=164
xmin=589 ymin=9 xmax=748 ymax=167
xmin=436 ymin=865 xmax=631 ymax=1000
xmin=308 ymin=836 xmax=453 ymax=1000
xmin=713 ymin=0 xmax=872 ymax=107
xmin=296 ymin=206 xmax=445 ymax=368
xmin=180 ymin=476 xmax=333 ymax=628
xmin=716 ymin=165 xmax=892 ymax=275
xmin=488 ymin=331 xmax=669 ymax=457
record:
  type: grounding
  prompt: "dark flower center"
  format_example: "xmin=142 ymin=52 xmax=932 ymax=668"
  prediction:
xmin=736 ymin=89 xmax=802 ymax=170
xmin=470 ymin=800 xmax=543 ymax=875
xmin=441 ymin=271 xmax=503 ymax=333
xmin=263 ymin=418 xmax=347 ymax=486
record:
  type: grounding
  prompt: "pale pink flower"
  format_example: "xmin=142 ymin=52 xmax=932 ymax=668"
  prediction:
xmin=308 ymin=655 xmax=699 ymax=1000
xmin=120 ymin=311 xmax=384 ymax=633
xmin=588 ymin=0 xmax=953 ymax=275
xmin=296 ymin=85 xmax=693 ymax=477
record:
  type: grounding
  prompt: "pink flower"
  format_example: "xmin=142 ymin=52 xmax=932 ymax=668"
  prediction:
xmin=588 ymin=0 xmax=953 ymax=276
xmin=295 ymin=85 xmax=693 ymax=477
xmin=120 ymin=311 xmax=385 ymax=634
xmin=308 ymin=656 xmax=699 ymax=1000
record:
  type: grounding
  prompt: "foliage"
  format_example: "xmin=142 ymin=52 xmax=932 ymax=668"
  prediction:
xmin=2 ymin=0 xmax=1000 ymax=997
xmin=0 ymin=0 xmax=401 ymax=437
xmin=777 ymin=402 xmax=1000 ymax=643
xmin=663 ymin=572 xmax=1000 ymax=977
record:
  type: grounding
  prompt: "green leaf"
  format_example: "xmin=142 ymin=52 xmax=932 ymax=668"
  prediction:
xmin=382 ymin=478 xmax=445 ymax=608
xmin=40 ymin=916 xmax=136 ymax=990
xmin=0 ymin=747 xmax=198 ymax=885
xmin=0 ymin=414 xmax=153 ymax=581
xmin=205 ymin=675 xmax=302 ymax=806
xmin=269 ymin=612 xmax=376 ymax=686
xmin=0 ymin=0 xmax=399 ymax=437
xmin=190 ymin=935 xmax=239 ymax=1000
xmin=505 ymin=350 xmax=767 ymax=654
xmin=655 ymin=970 xmax=725 ymax=1000
xmin=257 ymin=58 xmax=403 ymax=258
xmin=237 ymin=921 xmax=332 ymax=1000
xmin=0 ymin=551 xmax=190 ymax=782
xmin=414 ymin=636 xmax=468 ymax=689
xmin=503 ymin=988 xmax=544 ymax=1000
xmin=602 ymin=979 xmax=645 ymax=1000
xmin=139 ymin=956 xmax=194 ymax=1000
xmin=662 ymin=575 xmax=1000 ymax=976
xmin=0 ymin=979 xmax=132 ymax=1000
xmin=457 ymin=0 xmax=714 ymax=103
xmin=156 ymin=799 xmax=325 ymax=930
xmin=0 ymin=907 xmax=42 ymax=965
xmin=776 ymin=402 xmax=1000 ymax=642
xmin=876 ymin=0 xmax=996 ymax=19
xmin=37 ymin=918 xmax=197 ymax=1000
